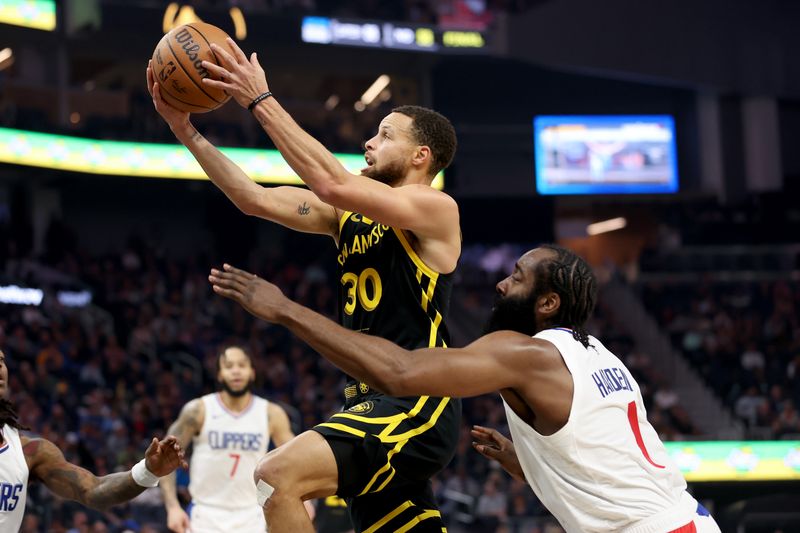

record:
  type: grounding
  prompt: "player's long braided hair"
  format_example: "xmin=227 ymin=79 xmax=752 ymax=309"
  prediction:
xmin=535 ymin=245 xmax=598 ymax=348
xmin=0 ymin=349 xmax=28 ymax=432
xmin=0 ymin=399 xmax=28 ymax=432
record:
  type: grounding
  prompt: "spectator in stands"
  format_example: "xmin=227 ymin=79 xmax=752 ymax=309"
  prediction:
xmin=740 ymin=341 xmax=766 ymax=372
xmin=475 ymin=475 xmax=508 ymax=531
xmin=773 ymin=400 xmax=800 ymax=438
xmin=735 ymin=386 xmax=766 ymax=427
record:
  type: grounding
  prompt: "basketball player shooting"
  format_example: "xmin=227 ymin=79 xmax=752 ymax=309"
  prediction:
xmin=147 ymin=38 xmax=462 ymax=533
xmin=209 ymin=246 xmax=722 ymax=533
xmin=160 ymin=345 xmax=308 ymax=533
xmin=0 ymin=349 xmax=187 ymax=533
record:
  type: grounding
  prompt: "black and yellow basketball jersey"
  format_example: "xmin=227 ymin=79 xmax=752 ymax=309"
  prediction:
xmin=317 ymin=211 xmax=460 ymax=526
xmin=336 ymin=210 xmax=453 ymax=402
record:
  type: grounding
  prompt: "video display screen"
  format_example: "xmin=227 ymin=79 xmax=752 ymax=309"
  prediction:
xmin=534 ymin=115 xmax=679 ymax=195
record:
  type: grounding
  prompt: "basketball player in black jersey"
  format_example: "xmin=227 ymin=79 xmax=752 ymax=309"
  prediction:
xmin=147 ymin=40 xmax=461 ymax=532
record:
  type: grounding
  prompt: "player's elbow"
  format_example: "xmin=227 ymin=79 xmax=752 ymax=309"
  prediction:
xmin=237 ymin=191 xmax=269 ymax=218
xmin=379 ymin=364 xmax=416 ymax=396
xmin=308 ymin=168 xmax=351 ymax=205
xmin=84 ymin=494 xmax=113 ymax=513
xmin=237 ymin=199 xmax=259 ymax=217
xmin=311 ymin=180 xmax=342 ymax=206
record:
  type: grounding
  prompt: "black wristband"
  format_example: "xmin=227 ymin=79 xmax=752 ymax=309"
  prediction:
xmin=248 ymin=91 xmax=273 ymax=112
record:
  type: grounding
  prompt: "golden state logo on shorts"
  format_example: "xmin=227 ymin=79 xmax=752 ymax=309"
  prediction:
xmin=347 ymin=401 xmax=374 ymax=414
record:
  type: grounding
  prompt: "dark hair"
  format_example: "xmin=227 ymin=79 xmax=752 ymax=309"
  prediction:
xmin=0 ymin=399 xmax=29 ymax=432
xmin=215 ymin=344 xmax=254 ymax=373
xmin=392 ymin=105 xmax=457 ymax=177
xmin=534 ymin=245 xmax=598 ymax=348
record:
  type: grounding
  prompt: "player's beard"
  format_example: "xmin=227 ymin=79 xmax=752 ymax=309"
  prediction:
xmin=361 ymin=157 xmax=408 ymax=186
xmin=219 ymin=379 xmax=252 ymax=398
xmin=483 ymin=292 xmax=540 ymax=337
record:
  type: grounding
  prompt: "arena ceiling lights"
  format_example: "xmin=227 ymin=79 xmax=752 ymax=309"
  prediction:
xmin=162 ymin=3 xmax=247 ymax=40
xmin=0 ymin=127 xmax=444 ymax=189
xmin=0 ymin=0 xmax=55 ymax=31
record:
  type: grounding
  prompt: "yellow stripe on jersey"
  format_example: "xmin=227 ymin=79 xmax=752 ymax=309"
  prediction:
xmin=356 ymin=396 xmax=440 ymax=495
xmin=363 ymin=500 xmax=415 ymax=533
xmin=395 ymin=510 xmax=442 ymax=533
xmin=377 ymin=396 xmax=429 ymax=438
xmin=401 ymin=238 xmax=444 ymax=347
xmin=421 ymin=271 xmax=438 ymax=313
xmin=378 ymin=397 xmax=450 ymax=444
xmin=359 ymin=439 xmax=409 ymax=496
xmin=391 ymin=228 xmax=440 ymax=280
xmin=428 ymin=310 xmax=443 ymax=348
xmin=332 ymin=412 xmax=406 ymax=424
xmin=331 ymin=395 xmax=429 ymax=427
xmin=338 ymin=210 xmax=353 ymax=234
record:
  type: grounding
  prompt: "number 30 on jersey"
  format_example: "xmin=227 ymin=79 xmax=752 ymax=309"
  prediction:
xmin=341 ymin=268 xmax=382 ymax=314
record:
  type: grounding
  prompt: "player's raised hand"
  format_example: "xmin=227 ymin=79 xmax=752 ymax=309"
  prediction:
xmin=144 ymin=435 xmax=188 ymax=477
xmin=146 ymin=61 xmax=190 ymax=131
xmin=201 ymin=38 xmax=269 ymax=109
xmin=471 ymin=425 xmax=526 ymax=482
xmin=209 ymin=264 xmax=287 ymax=322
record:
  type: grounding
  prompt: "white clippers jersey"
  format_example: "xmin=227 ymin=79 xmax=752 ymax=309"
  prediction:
xmin=503 ymin=328 xmax=697 ymax=533
xmin=189 ymin=393 xmax=270 ymax=509
xmin=0 ymin=426 xmax=28 ymax=533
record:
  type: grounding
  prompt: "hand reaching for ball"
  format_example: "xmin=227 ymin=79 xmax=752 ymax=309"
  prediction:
xmin=146 ymin=60 xmax=190 ymax=133
xmin=200 ymin=38 xmax=271 ymax=110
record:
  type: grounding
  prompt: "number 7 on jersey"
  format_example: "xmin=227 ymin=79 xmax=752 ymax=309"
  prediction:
xmin=229 ymin=453 xmax=241 ymax=477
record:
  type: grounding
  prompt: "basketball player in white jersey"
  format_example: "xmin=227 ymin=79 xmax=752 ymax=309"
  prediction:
xmin=161 ymin=345 xmax=306 ymax=533
xmin=209 ymin=246 xmax=722 ymax=533
xmin=0 ymin=348 xmax=187 ymax=532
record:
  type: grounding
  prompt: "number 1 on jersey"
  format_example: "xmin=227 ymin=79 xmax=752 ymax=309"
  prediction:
xmin=229 ymin=453 xmax=241 ymax=477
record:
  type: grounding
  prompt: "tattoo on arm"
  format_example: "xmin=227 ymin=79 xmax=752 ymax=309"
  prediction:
xmin=27 ymin=438 xmax=144 ymax=511
xmin=22 ymin=439 xmax=40 ymax=458
xmin=168 ymin=399 xmax=203 ymax=448
xmin=51 ymin=469 xmax=143 ymax=510
xmin=297 ymin=202 xmax=311 ymax=215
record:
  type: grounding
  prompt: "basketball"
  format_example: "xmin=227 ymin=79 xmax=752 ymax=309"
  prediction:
xmin=150 ymin=22 xmax=232 ymax=113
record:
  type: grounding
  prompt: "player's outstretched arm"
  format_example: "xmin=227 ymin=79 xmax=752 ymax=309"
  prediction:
xmin=23 ymin=435 xmax=187 ymax=512
xmin=200 ymin=41 xmax=459 ymax=245
xmin=209 ymin=264 xmax=532 ymax=397
xmin=161 ymin=399 xmax=204 ymax=533
xmin=146 ymin=62 xmax=338 ymax=239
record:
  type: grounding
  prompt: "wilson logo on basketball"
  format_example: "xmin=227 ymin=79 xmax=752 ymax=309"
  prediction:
xmin=174 ymin=28 xmax=211 ymax=80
